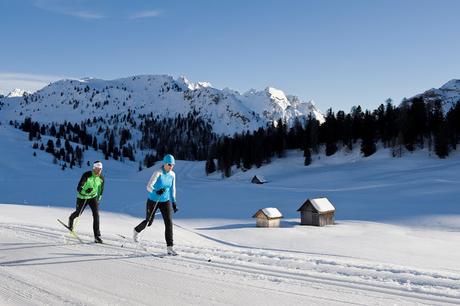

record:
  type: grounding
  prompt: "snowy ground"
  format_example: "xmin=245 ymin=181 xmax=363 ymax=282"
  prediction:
xmin=1 ymin=125 xmax=460 ymax=305
xmin=1 ymin=205 xmax=460 ymax=305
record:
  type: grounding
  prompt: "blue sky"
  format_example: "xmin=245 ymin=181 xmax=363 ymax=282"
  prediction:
xmin=1 ymin=0 xmax=459 ymax=112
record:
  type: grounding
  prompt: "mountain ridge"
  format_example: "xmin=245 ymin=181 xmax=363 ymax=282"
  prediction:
xmin=0 ymin=74 xmax=324 ymax=135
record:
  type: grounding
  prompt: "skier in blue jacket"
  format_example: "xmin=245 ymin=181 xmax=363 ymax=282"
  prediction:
xmin=133 ymin=154 xmax=178 ymax=255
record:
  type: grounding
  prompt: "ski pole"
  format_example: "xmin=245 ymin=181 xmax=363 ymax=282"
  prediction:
xmin=145 ymin=199 xmax=160 ymax=228
xmin=73 ymin=199 xmax=88 ymax=231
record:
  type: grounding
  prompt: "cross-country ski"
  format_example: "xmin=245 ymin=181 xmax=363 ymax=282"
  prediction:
xmin=57 ymin=218 xmax=83 ymax=243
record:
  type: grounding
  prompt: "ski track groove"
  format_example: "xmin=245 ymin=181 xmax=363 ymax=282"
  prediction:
xmin=1 ymin=222 xmax=460 ymax=305
xmin=0 ymin=268 xmax=80 ymax=306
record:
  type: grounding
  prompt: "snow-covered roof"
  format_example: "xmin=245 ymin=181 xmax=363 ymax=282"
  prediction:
xmin=253 ymin=207 xmax=283 ymax=219
xmin=252 ymin=175 xmax=267 ymax=182
xmin=299 ymin=197 xmax=335 ymax=213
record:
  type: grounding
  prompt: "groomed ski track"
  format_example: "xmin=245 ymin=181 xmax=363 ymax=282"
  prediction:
xmin=1 ymin=221 xmax=459 ymax=306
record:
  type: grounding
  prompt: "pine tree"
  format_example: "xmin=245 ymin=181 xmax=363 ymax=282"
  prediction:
xmin=446 ymin=102 xmax=460 ymax=149
xmin=304 ymin=147 xmax=311 ymax=166
xmin=205 ymin=158 xmax=216 ymax=175
xmin=305 ymin=115 xmax=319 ymax=153
xmin=28 ymin=129 xmax=34 ymax=141
xmin=434 ymin=122 xmax=449 ymax=158
xmin=322 ymin=109 xmax=338 ymax=156
xmin=46 ymin=139 xmax=55 ymax=153
xmin=92 ymin=136 xmax=98 ymax=151
xmin=75 ymin=146 xmax=83 ymax=167
xmin=410 ymin=97 xmax=428 ymax=149
xmin=432 ymin=101 xmax=449 ymax=158
xmin=361 ymin=111 xmax=377 ymax=157
xmin=351 ymin=105 xmax=364 ymax=141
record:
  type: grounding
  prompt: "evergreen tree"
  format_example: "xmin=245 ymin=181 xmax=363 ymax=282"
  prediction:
xmin=21 ymin=117 xmax=32 ymax=132
xmin=383 ymin=100 xmax=398 ymax=148
xmin=75 ymin=146 xmax=83 ymax=167
xmin=45 ymin=139 xmax=55 ymax=153
xmin=205 ymin=158 xmax=216 ymax=175
xmin=432 ymin=101 xmax=449 ymax=158
xmin=446 ymin=102 xmax=460 ymax=149
xmin=304 ymin=147 xmax=311 ymax=166
xmin=351 ymin=105 xmax=364 ymax=141
xmin=305 ymin=115 xmax=320 ymax=153
xmin=434 ymin=126 xmax=449 ymax=158
xmin=409 ymin=97 xmax=428 ymax=149
xmin=92 ymin=136 xmax=98 ymax=151
xmin=361 ymin=111 xmax=377 ymax=157
xmin=322 ymin=109 xmax=338 ymax=156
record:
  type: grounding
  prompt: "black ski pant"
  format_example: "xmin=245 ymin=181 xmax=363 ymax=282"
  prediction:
xmin=135 ymin=199 xmax=173 ymax=246
xmin=69 ymin=197 xmax=101 ymax=237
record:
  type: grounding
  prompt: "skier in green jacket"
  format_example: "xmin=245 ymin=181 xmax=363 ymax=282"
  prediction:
xmin=68 ymin=161 xmax=105 ymax=243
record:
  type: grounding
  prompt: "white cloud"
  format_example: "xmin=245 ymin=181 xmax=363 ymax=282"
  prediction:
xmin=0 ymin=72 xmax=70 ymax=95
xmin=32 ymin=1 xmax=162 ymax=20
xmin=33 ymin=0 xmax=105 ymax=19
xmin=129 ymin=10 xmax=161 ymax=19
xmin=67 ymin=10 xmax=105 ymax=19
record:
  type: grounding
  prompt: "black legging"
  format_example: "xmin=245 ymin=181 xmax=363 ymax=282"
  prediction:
xmin=69 ymin=197 xmax=100 ymax=237
xmin=135 ymin=199 xmax=173 ymax=246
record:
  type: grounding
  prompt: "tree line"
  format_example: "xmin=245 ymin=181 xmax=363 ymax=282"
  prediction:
xmin=207 ymin=98 xmax=460 ymax=177
xmin=14 ymin=110 xmax=217 ymax=171
xmin=13 ymin=98 xmax=460 ymax=175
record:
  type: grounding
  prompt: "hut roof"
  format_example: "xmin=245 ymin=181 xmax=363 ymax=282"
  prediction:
xmin=252 ymin=175 xmax=267 ymax=183
xmin=298 ymin=197 xmax=335 ymax=213
xmin=252 ymin=207 xmax=283 ymax=219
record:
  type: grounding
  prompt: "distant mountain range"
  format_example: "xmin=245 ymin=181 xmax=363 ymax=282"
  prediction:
xmin=408 ymin=79 xmax=460 ymax=112
xmin=2 ymin=76 xmax=459 ymax=135
xmin=0 ymin=75 xmax=324 ymax=135
xmin=5 ymin=88 xmax=29 ymax=98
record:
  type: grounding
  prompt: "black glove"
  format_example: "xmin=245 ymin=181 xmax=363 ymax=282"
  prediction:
xmin=155 ymin=188 xmax=165 ymax=195
xmin=173 ymin=203 xmax=178 ymax=213
xmin=85 ymin=188 xmax=93 ymax=194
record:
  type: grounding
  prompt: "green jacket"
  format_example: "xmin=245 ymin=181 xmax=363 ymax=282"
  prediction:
xmin=77 ymin=171 xmax=105 ymax=201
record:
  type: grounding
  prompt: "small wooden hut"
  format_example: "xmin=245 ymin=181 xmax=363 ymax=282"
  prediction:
xmin=251 ymin=175 xmax=267 ymax=184
xmin=297 ymin=197 xmax=335 ymax=226
xmin=252 ymin=207 xmax=283 ymax=227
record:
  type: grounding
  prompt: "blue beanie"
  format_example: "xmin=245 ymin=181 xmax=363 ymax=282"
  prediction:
xmin=163 ymin=154 xmax=175 ymax=165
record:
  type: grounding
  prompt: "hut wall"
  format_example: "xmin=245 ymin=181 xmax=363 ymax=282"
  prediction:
xmin=318 ymin=213 xmax=335 ymax=226
xmin=312 ymin=213 xmax=320 ymax=226
xmin=326 ymin=212 xmax=335 ymax=225
xmin=301 ymin=211 xmax=335 ymax=226
xmin=300 ymin=211 xmax=313 ymax=225
xmin=256 ymin=218 xmax=280 ymax=228
xmin=319 ymin=215 xmax=326 ymax=227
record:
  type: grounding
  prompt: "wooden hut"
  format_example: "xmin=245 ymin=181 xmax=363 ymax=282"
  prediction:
xmin=297 ymin=197 xmax=335 ymax=226
xmin=252 ymin=207 xmax=283 ymax=227
xmin=251 ymin=175 xmax=267 ymax=184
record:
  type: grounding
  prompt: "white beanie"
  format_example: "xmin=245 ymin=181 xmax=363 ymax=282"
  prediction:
xmin=93 ymin=161 xmax=103 ymax=169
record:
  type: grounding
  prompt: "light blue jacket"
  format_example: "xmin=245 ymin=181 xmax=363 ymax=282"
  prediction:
xmin=146 ymin=167 xmax=176 ymax=203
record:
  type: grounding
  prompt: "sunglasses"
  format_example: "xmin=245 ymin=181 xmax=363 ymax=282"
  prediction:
xmin=167 ymin=163 xmax=174 ymax=167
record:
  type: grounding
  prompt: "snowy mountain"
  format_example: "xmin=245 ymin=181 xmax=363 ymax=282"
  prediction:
xmin=6 ymin=88 xmax=28 ymax=98
xmin=409 ymin=79 xmax=460 ymax=112
xmin=0 ymin=75 xmax=324 ymax=135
